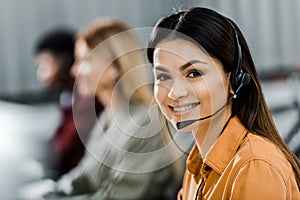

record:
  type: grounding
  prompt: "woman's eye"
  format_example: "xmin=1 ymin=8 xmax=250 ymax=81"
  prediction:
xmin=187 ymin=70 xmax=202 ymax=78
xmin=156 ymin=74 xmax=170 ymax=82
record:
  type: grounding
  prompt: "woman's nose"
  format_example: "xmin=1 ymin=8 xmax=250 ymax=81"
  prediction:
xmin=70 ymin=62 xmax=78 ymax=77
xmin=71 ymin=60 xmax=91 ymax=77
xmin=168 ymin=78 xmax=188 ymax=101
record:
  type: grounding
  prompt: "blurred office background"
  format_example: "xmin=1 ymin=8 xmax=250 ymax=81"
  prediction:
xmin=0 ymin=0 xmax=299 ymax=199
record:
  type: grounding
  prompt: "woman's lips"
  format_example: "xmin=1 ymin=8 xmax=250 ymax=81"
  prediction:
xmin=168 ymin=102 xmax=200 ymax=117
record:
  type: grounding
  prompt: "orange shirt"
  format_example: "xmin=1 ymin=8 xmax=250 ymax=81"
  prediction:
xmin=178 ymin=117 xmax=300 ymax=200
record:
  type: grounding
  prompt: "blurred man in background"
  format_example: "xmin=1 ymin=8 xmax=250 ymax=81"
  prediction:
xmin=34 ymin=29 xmax=103 ymax=178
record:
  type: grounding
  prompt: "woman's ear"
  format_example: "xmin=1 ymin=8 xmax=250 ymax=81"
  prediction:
xmin=227 ymin=72 xmax=235 ymax=95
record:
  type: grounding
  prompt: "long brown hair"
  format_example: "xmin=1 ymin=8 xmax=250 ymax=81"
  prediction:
xmin=147 ymin=7 xmax=300 ymax=187
xmin=77 ymin=18 xmax=154 ymax=105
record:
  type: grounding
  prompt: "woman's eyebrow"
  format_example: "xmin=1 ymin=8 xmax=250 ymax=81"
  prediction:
xmin=179 ymin=59 xmax=207 ymax=71
xmin=154 ymin=59 xmax=207 ymax=72
xmin=154 ymin=66 xmax=169 ymax=72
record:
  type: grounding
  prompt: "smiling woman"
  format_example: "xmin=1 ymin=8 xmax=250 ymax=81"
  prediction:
xmin=153 ymin=39 xmax=231 ymax=136
xmin=147 ymin=7 xmax=300 ymax=200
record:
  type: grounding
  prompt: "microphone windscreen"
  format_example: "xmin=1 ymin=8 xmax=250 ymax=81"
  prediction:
xmin=176 ymin=119 xmax=196 ymax=129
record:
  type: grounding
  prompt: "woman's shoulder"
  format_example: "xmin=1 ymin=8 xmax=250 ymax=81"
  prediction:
xmin=128 ymin=101 xmax=159 ymax=126
xmin=236 ymin=133 xmax=293 ymax=178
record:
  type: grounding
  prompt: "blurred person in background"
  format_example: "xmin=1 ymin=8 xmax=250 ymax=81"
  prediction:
xmin=0 ymin=30 xmax=75 ymax=103
xmin=34 ymin=29 xmax=103 ymax=178
xmin=0 ymin=28 xmax=103 ymax=200
xmin=147 ymin=7 xmax=300 ymax=199
xmin=19 ymin=18 xmax=176 ymax=200
xmin=35 ymin=29 xmax=74 ymax=100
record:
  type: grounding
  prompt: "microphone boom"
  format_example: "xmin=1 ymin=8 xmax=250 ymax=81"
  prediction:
xmin=176 ymin=96 xmax=234 ymax=129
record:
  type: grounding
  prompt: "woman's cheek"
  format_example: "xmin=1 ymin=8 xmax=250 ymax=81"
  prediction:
xmin=154 ymin=85 xmax=168 ymax=110
xmin=154 ymin=85 xmax=162 ymax=105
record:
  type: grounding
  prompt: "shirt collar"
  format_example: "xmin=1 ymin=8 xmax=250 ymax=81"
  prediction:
xmin=186 ymin=145 xmax=202 ymax=176
xmin=186 ymin=117 xmax=248 ymax=176
xmin=205 ymin=117 xmax=248 ymax=175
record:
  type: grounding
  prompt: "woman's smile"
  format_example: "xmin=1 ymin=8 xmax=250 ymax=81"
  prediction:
xmin=168 ymin=102 xmax=200 ymax=117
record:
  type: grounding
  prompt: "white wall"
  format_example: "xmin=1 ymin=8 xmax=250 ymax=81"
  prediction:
xmin=0 ymin=0 xmax=186 ymax=94
xmin=190 ymin=0 xmax=300 ymax=71
xmin=1 ymin=0 xmax=299 ymax=94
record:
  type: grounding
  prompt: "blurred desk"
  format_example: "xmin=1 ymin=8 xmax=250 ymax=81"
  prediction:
xmin=0 ymin=100 xmax=61 ymax=200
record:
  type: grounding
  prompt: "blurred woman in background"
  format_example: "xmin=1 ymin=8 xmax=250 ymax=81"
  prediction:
xmin=41 ymin=18 xmax=174 ymax=199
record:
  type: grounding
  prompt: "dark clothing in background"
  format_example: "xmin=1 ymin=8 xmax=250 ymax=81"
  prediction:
xmin=49 ymin=91 xmax=103 ymax=177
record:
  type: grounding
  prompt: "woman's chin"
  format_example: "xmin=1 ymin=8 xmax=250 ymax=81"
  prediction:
xmin=78 ymin=86 xmax=93 ymax=97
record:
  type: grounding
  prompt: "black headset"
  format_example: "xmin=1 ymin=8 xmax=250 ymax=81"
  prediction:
xmin=176 ymin=17 xmax=252 ymax=130
xmin=226 ymin=18 xmax=251 ymax=96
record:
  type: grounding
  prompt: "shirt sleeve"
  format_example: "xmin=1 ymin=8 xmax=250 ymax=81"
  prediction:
xmin=230 ymin=159 xmax=287 ymax=200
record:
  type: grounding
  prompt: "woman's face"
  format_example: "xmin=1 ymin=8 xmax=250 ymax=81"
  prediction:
xmin=72 ymin=39 xmax=118 ymax=98
xmin=153 ymin=39 xmax=231 ymax=132
xmin=36 ymin=51 xmax=59 ymax=87
xmin=71 ymin=39 xmax=92 ymax=96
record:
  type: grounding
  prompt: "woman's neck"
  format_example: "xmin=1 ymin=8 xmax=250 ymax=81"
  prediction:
xmin=96 ymin=83 xmax=116 ymax=107
xmin=193 ymin=107 xmax=232 ymax=158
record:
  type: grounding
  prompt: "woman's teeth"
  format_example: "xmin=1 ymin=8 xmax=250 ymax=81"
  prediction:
xmin=172 ymin=103 xmax=198 ymax=112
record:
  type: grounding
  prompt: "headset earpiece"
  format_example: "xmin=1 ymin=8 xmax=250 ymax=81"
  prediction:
xmin=226 ymin=18 xmax=251 ymax=95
